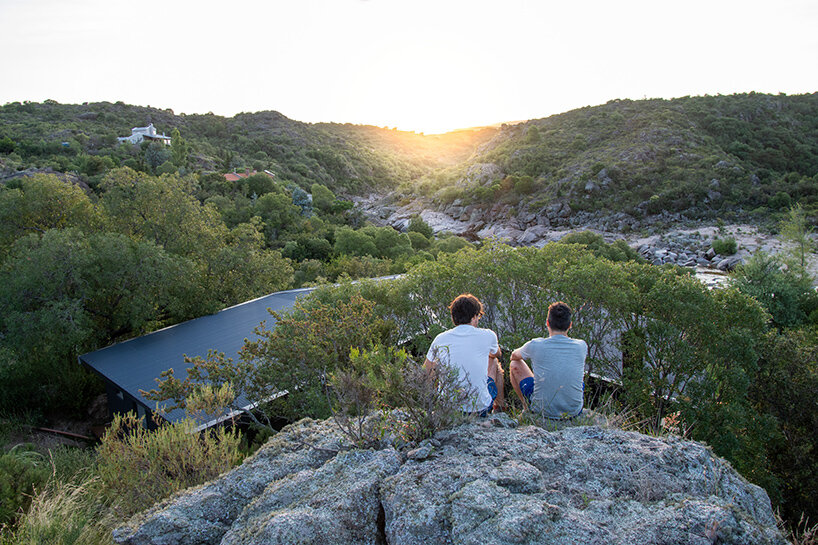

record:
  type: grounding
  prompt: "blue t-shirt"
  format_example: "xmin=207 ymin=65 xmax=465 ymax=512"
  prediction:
xmin=519 ymin=335 xmax=587 ymax=418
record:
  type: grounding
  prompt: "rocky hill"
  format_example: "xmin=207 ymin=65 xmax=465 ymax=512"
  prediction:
xmin=2 ymin=94 xmax=816 ymax=226
xmin=113 ymin=416 xmax=786 ymax=545
xmin=404 ymin=93 xmax=818 ymax=228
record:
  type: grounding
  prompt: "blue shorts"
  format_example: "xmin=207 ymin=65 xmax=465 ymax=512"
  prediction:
xmin=519 ymin=377 xmax=534 ymax=403
xmin=469 ymin=377 xmax=498 ymax=418
xmin=519 ymin=377 xmax=583 ymax=419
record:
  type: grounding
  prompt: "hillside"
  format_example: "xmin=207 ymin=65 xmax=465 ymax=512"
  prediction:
xmin=2 ymin=94 xmax=817 ymax=228
xmin=406 ymin=93 xmax=818 ymax=228
xmin=0 ymin=101 xmax=495 ymax=194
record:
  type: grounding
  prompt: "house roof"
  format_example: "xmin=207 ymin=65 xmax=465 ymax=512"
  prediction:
xmin=79 ymin=287 xmax=316 ymax=427
xmin=223 ymin=170 xmax=275 ymax=182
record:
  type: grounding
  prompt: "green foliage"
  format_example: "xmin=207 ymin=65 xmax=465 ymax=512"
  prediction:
xmin=0 ymin=174 xmax=99 ymax=253
xmin=0 ymin=229 xmax=197 ymax=413
xmin=242 ymin=173 xmax=276 ymax=197
xmin=170 ymin=127 xmax=188 ymax=168
xmin=0 ymin=137 xmax=15 ymax=154
xmin=291 ymin=186 xmax=312 ymax=215
xmin=779 ymin=203 xmax=815 ymax=280
xmin=334 ymin=227 xmax=378 ymax=257
xmin=430 ymin=234 xmax=470 ymax=255
xmin=330 ymin=346 xmax=470 ymax=446
xmin=731 ymin=252 xmax=813 ymax=329
xmin=407 ymin=230 xmax=431 ymax=251
xmin=0 ymin=445 xmax=50 ymax=527
xmin=142 ymin=141 xmax=170 ymax=172
xmin=96 ymin=412 xmax=241 ymax=516
xmin=748 ymin=329 xmax=818 ymax=522
xmin=407 ymin=215 xmax=434 ymax=239
xmin=155 ymin=160 xmax=177 ymax=175
xmin=558 ymin=231 xmax=641 ymax=262
xmin=712 ymin=236 xmax=738 ymax=255
xmin=310 ymin=183 xmax=336 ymax=213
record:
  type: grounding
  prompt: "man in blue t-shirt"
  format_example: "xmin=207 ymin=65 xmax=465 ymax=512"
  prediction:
xmin=424 ymin=293 xmax=504 ymax=415
xmin=509 ymin=301 xmax=586 ymax=419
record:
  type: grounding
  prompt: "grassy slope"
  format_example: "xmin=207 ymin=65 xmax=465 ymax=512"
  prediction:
xmin=0 ymin=100 xmax=495 ymax=195
xmin=415 ymin=93 xmax=818 ymax=222
xmin=2 ymin=93 xmax=817 ymax=221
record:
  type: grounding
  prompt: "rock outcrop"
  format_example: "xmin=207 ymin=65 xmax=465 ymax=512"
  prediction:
xmin=114 ymin=416 xmax=786 ymax=545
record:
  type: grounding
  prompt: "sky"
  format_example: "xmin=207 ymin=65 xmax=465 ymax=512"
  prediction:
xmin=1 ymin=0 xmax=817 ymax=134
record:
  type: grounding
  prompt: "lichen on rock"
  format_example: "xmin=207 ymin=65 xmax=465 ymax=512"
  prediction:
xmin=114 ymin=417 xmax=787 ymax=545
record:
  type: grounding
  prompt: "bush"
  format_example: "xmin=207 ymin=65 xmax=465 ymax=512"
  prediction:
xmin=751 ymin=329 xmax=818 ymax=523
xmin=0 ymin=445 xmax=50 ymax=527
xmin=407 ymin=231 xmax=431 ymax=251
xmin=559 ymin=231 xmax=641 ymax=262
xmin=408 ymin=216 xmax=434 ymax=239
xmin=96 ymin=413 xmax=241 ymax=516
xmin=712 ymin=236 xmax=738 ymax=255
xmin=329 ymin=346 xmax=471 ymax=446
xmin=731 ymin=252 xmax=812 ymax=329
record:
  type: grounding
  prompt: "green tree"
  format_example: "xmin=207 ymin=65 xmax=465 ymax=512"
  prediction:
xmin=751 ymin=328 xmax=818 ymax=523
xmin=310 ymin=183 xmax=336 ymax=213
xmin=100 ymin=168 xmax=226 ymax=258
xmin=0 ymin=136 xmax=15 ymax=154
xmin=170 ymin=127 xmax=189 ymax=168
xmin=142 ymin=141 xmax=171 ymax=172
xmin=779 ymin=203 xmax=815 ymax=281
xmin=242 ymin=173 xmax=276 ymax=198
xmin=0 ymin=229 xmax=201 ymax=413
xmin=0 ymin=173 xmax=99 ymax=253
xmin=407 ymin=231 xmax=431 ymax=251
xmin=731 ymin=252 xmax=812 ymax=329
xmin=367 ymin=226 xmax=412 ymax=260
xmin=408 ymin=215 xmax=434 ymax=239
xmin=334 ymin=227 xmax=377 ymax=257
xmin=253 ymin=192 xmax=300 ymax=241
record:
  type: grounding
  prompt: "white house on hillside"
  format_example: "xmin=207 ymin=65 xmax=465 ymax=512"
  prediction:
xmin=118 ymin=123 xmax=172 ymax=145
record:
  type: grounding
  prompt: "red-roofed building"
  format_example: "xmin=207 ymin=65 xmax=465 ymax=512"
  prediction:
xmin=224 ymin=169 xmax=276 ymax=182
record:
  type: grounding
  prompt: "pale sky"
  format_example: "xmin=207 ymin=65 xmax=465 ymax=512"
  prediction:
xmin=1 ymin=0 xmax=816 ymax=134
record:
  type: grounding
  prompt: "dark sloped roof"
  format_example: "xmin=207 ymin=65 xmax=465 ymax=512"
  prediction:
xmin=79 ymin=287 xmax=316 ymax=426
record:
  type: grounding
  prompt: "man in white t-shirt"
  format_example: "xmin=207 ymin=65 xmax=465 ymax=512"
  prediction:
xmin=424 ymin=293 xmax=504 ymax=415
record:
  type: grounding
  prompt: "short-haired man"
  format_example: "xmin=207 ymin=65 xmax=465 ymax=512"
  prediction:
xmin=424 ymin=294 xmax=504 ymax=415
xmin=509 ymin=302 xmax=586 ymax=418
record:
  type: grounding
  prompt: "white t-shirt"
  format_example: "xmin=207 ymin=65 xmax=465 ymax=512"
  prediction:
xmin=426 ymin=324 xmax=500 ymax=411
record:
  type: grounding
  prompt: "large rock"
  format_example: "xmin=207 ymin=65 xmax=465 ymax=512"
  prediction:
xmin=115 ymin=418 xmax=786 ymax=545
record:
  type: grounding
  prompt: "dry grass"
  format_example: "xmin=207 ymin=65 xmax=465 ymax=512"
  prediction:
xmin=1 ymin=478 xmax=114 ymax=545
xmin=778 ymin=512 xmax=818 ymax=545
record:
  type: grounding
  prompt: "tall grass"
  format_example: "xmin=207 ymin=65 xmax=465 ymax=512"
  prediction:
xmin=1 ymin=478 xmax=113 ymax=545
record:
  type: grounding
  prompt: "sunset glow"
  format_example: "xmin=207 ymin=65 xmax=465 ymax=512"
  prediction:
xmin=1 ymin=0 xmax=816 ymax=132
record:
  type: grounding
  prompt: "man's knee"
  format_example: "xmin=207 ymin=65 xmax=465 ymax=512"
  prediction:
xmin=509 ymin=359 xmax=524 ymax=376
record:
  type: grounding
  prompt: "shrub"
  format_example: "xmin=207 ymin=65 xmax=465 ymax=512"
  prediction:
xmin=731 ymin=251 xmax=812 ymax=329
xmin=407 ymin=231 xmax=431 ymax=251
xmin=0 ymin=445 xmax=50 ymax=527
xmin=407 ymin=216 xmax=434 ymax=239
xmin=712 ymin=236 xmax=738 ymax=255
xmin=329 ymin=346 xmax=471 ymax=446
xmin=96 ymin=413 xmax=241 ymax=516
